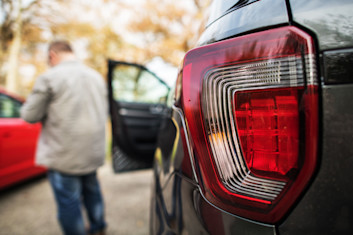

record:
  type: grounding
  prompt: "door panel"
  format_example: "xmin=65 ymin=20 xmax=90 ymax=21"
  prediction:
xmin=108 ymin=60 xmax=170 ymax=172
xmin=0 ymin=93 xmax=44 ymax=189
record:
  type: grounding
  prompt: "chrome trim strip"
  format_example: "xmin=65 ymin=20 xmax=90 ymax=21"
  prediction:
xmin=172 ymin=105 xmax=199 ymax=184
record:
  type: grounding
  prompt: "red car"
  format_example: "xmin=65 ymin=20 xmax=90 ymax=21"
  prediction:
xmin=0 ymin=88 xmax=45 ymax=189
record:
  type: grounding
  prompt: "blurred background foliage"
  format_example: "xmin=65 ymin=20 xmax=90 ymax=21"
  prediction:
xmin=0 ymin=0 xmax=210 ymax=96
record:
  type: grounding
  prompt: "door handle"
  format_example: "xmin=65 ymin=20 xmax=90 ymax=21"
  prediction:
xmin=2 ymin=132 xmax=11 ymax=138
xmin=150 ymin=105 xmax=163 ymax=114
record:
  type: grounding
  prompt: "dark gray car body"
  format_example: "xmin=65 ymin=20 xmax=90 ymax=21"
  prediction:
xmin=151 ymin=0 xmax=353 ymax=234
xmin=109 ymin=0 xmax=353 ymax=234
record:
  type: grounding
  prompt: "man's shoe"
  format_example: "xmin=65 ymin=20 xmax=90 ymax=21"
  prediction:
xmin=89 ymin=229 xmax=105 ymax=235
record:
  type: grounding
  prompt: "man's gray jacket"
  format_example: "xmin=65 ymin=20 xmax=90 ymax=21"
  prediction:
xmin=21 ymin=60 xmax=108 ymax=175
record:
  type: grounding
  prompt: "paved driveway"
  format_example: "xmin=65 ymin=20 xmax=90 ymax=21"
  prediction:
xmin=0 ymin=163 xmax=153 ymax=235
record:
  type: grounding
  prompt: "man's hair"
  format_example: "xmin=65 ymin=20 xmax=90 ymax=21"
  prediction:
xmin=49 ymin=40 xmax=73 ymax=53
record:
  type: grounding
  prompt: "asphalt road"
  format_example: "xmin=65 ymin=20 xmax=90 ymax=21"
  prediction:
xmin=0 ymin=162 xmax=153 ymax=235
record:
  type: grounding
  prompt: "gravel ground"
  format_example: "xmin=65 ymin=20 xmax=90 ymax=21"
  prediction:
xmin=0 ymin=162 xmax=153 ymax=235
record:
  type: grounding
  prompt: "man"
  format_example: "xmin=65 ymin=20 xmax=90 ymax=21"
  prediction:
xmin=21 ymin=40 xmax=107 ymax=235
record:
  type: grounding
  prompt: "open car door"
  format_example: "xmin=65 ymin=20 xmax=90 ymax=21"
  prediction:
xmin=108 ymin=60 xmax=170 ymax=173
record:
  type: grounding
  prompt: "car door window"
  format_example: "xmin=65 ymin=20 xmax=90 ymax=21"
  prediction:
xmin=111 ymin=64 xmax=169 ymax=104
xmin=0 ymin=94 xmax=22 ymax=118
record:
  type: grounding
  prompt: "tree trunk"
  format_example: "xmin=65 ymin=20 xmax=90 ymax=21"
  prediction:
xmin=5 ymin=0 xmax=22 ymax=93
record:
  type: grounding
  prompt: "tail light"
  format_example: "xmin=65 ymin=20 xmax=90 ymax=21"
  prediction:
xmin=180 ymin=26 xmax=318 ymax=223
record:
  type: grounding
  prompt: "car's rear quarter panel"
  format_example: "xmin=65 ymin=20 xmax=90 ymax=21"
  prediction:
xmin=279 ymin=0 xmax=353 ymax=233
xmin=154 ymin=0 xmax=353 ymax=234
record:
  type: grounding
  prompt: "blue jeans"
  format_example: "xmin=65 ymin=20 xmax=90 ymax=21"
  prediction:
xmin=48 ymin=170 xmax=107 ymax=235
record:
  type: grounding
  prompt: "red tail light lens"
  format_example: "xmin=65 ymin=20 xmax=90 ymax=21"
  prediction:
xmin=234 ymin=88 xmax=300 ymax=178
xmin=180 ymin=26 xmax=318 ymax=223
